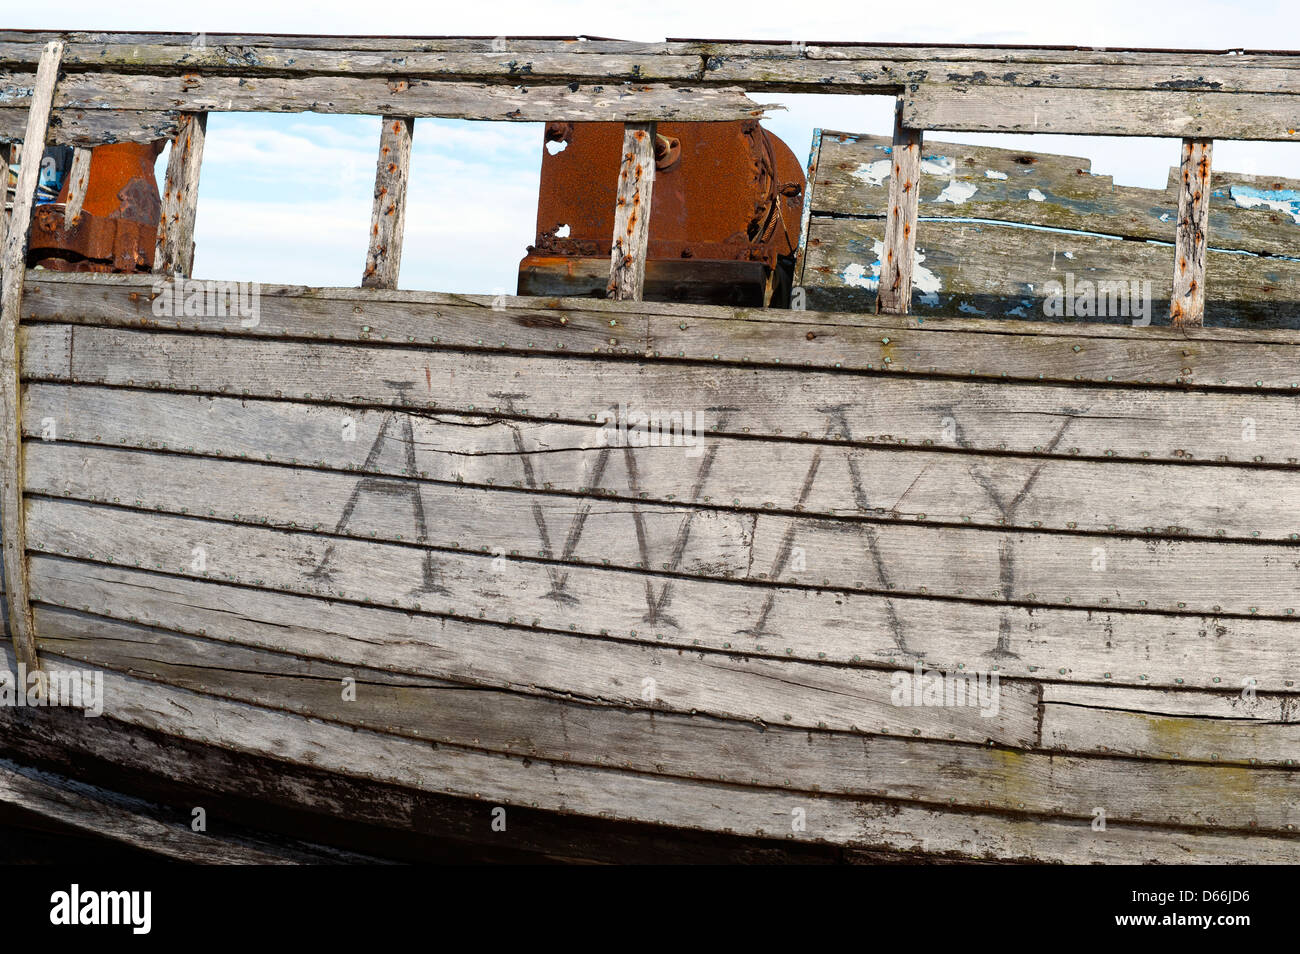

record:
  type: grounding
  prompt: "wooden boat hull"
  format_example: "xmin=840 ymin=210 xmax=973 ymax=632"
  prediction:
xmin=3 ymin=272 xmax=1299 ymax=862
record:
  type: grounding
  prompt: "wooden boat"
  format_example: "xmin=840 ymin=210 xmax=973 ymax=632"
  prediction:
xmin=2 ymin=31 xmax=1300 ymax=864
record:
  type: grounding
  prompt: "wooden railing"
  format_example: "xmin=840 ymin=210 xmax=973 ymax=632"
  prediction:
xmin=1 ymin=33 xmax=1299 ymax=670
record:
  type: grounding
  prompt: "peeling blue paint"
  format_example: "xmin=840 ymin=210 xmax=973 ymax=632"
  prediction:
xmin=1229 ymin=184 xmax=1300 ymax=225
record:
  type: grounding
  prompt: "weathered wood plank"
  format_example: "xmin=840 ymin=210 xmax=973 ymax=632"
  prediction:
xmin=362 ymin=117 xmax=413 ymax=290
xmin=25 ymin=387 xmax=1300 ymax=543
xmin=15 ymin=532 xmax=1039 ymax=748
xmin=60 ymin=146 xmax=91 ymax=228
xmin=25 ymin=498 xmax=1300 ymax=692
xmin=0 ymin=108 xmax=180 ymax=146
xmin=154 ymin=112 xmax=206 ymax=278
xmin=607 ymin=122 xmax=655 ymax=302
xmin=23 ymin=324 xmax=1300 ymax=465
xmin=25 ymin=650 xmax=1300 ymax=862
xmin=802 ymin=216 xmax=1300 ymax=327
xmin=0 ymin=752 xmax=368 ymax=863
xmin=24 ymin=440 xmax=1300 ymax=621
xmin=34 ymin=610 xmax=1300 ymax=830
xmin=27 ymin=272 xmax=1300 ymax=388
xmin=807 ymin=132 xmax=1300 ymax=258
xmin=1042 ymin=683 xmax=1300 ymax=767
xmin=0 ymin=73 xmax=772 ymax=122
xmin=876 ymin=101 xmax=921 ymax=315
xmin=0 ymin=41 xmax=60 ymax=672
xmin=904 ymin=85 xmax=1300 ymax=141
xmin=1171 ymin=139 xmax=1213 ymax=328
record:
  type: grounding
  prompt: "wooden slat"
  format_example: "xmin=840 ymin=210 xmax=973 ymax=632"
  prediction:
xmin=24 ymin=323 xmax=1300 ymax=466
xmin=25 ymin=385 xmax=1300 ymax=543
xmin=801 ymin=216 xmax=1300 ymax=327
xmin=154 ymin=112 xmax=206 ymax=278
xmin=33 ymin=610 xmax=1300 ymax=830
xmin=0 ymin=40 xmax=61 ymax=672
xmin=876 ymin=100 xmax=921 ymax=315
xmin=1172 ymin=139 xmax=1213 ymax=328
xmin=0 ymin=752 xmax=367 ymax=863
xmin=28 ymin=528 xmax=1300 ymax=693
xmin=362 ymin=117 xmax=413 ymax=289
xmin=60 ymin=146 xmax=91 ymax=228
xmin=808 ymin=132 xmax=1300 ymax=259
xmin=607 ymin=122 xmax=655 ymax=301
xmin=904 ymin=85 xmax=1300 ymax=141
xmin=1043 ymin=684 xmax=1300 ymax=766
xmin=29 ymin=272 xmax=1300 ymax=388
xmin=0 ymin=108 xmax=180 ymax=146
xmin=0 ymin=73 xmax=772 ymax=123
xmin=25 ymin=650 xmax=1300 ymax=862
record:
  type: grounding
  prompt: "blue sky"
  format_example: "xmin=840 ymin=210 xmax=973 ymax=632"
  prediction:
xmin=9 ymin=0 xmax=1298 ymax=291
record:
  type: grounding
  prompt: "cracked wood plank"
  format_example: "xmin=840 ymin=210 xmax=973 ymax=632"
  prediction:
xmin=0 ymin=40 xmax=60 ymax=672
xmin=18 ymin=649 xmax=1300 ymax=862
xmin=60 ymin=146 xmax=91 ymax=228
xmin=154 ymin=112 xmax=206 ymax=278
xmin=23 ymin=323 xmax=1300 ymax=465
xmin=904 ymin=85 xmax=1300 ymax=141
xmin=32 ymin=609 xmax=1300 ymax=831
xmin=809 ymin=132 xmax=1300 ymax=258
xmin=876 ymin=99 xmax=922 ymax=315
xmin=362 ymin=116 xmax=413 ymax=289
xmin=607 ymin=122 xmax=655 ymax=301
xmin=1172 ymin=139 xmax=1213 ymax=327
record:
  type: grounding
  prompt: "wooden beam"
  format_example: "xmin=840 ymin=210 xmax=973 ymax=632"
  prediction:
xmin=61 ymin=146 xmax=92 ymax=228
xmin=0 ymin=109 xmax=179 ymax=146
xmin=0 ymin=40 xmax=62 ymax=673
xmin=607 ymin=122 xmax=656 ymax=302
xmin=362 ymin=116 xmax=414 ymax=290
xmin=876 ymin=99 xmax=922 ymax=315
xmin=905 ymin=85 xmax=1300 ymax=141
xmin=1172 ymin=139 xmax=1213 ymax=328
xmin=154 ymin=112 xmax=206 ymax=278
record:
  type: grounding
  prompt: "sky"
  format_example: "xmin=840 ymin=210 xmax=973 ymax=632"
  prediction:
xmin=8 ymin=0 xmax=1298 ymax=292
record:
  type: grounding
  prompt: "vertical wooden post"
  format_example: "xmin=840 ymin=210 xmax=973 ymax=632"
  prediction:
xmin=155 ymin=111 xmax=208 ymax=278
xmin=0 ymin=142 xmax=14 ymax=243
xmin=607 ymin=122 xmax=656 ymax=302
xmin=877 ymin=97 xmax=923 ymax=315
xmin=1172 ymin=138 xmax=1212 ymax=328
xmin=362 ymin=116 xmax=414 ymax=289
xmin=1 ymin=40 xmax=63 ymax=673
xmin=62 ymin=146 xmax=93 ymax=228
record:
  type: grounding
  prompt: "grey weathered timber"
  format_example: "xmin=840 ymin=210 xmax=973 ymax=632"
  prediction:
xmin=607 ymin=122 xmax=655 ymax=301
xmin=1042 ymin=684 xmax=1300 ymax=766
xmin=806 ymin=132 xmax=1300 ymax=259
xmin=0 ymin=142 xmax=12 ymax=241
xmin=4 ymin=34 xmax=1300 ymax=94
xmin=0 ymin=108 xmax=179 ymax=146
xmin=0 ymin=40 xmax=61 ymax=672
xmin=802 ymin=216 xmax=1300 ymax=326
xmin=905 ymin=85 xmax=1300 ymax=140
xmin=362 ymin=116 xmax=413 ymax=289
xmin=0 ymin=753 xmax=367 ymax=863
xmin=27 ymin=272 xmax=1300 ymax=386
xmin=1172 ymin=139 xmax=1213 ymax=328
xmin=60 ymin=146 xmax=91 ymax=228
xmin=25 ymin=323 xmax=1300 ymax=466
xmin=154 ymin=112 xmax=206 ymax=278
xmin=33 ymin=611 xmax=1300 ymax=832
xmin=25 ymin=466 xmax=1300 ymax=620
xmin=25 ymin=386 xmax=1300 ymax=543
xmin=26 ymin=653 xmax=1300 ymax=863
xmin=28 ymin=531 xmax=1300 ymax=693
xmin=0 ymin=73 xmax=771 ymax=123
xmin=876 ymin=101 xmax=921 ymax=315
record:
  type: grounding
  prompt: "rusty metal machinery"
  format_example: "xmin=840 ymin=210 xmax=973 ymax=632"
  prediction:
xmin=518 ymin=120 xmax=805 ymax=307
xmin=27 ymin=141 xmax=165 ymax=272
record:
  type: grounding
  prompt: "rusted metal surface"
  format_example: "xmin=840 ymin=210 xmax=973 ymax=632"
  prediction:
xmin=519 ymin=120 xmax=804 ymax=305
xmin=28 ymin=141 xmax=164 ymax=272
